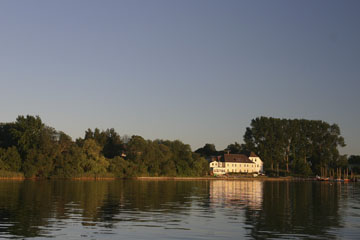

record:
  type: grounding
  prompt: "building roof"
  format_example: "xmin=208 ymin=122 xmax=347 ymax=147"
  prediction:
xmin=223 ymin=154 xmax=254 ymax=164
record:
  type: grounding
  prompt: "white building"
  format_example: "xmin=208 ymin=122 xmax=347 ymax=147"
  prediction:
xmin=209 ymin=152 xmax=263 ymax=175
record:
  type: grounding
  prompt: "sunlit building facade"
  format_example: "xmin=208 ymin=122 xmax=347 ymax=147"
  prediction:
xmin=209 ymin=152 xmax=263 ymax=175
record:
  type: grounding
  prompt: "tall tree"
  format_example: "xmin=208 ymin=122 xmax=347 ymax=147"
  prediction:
xmin=243 ymin=117 xmax=345 ymax=175
xmin=195 ymin=143 xmax=217 ymax=157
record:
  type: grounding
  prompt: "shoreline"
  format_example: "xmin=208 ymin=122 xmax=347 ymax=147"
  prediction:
xmin=134 ymin=176 xmax=315 ymax=181
xmin=0 ymin=176 xmax=353 ymax=182
xmin=0 ymin=177 xmax=25 ymax=181
xmin=0 ymin=176 xmax=305 ymax=181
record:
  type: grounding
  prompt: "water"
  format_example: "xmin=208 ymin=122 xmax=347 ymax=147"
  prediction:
xmin=0 ymin=180 xmax=359 ymax=239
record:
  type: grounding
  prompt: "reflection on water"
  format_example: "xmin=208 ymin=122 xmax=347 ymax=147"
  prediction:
xmin=0 ymin=180 xmax=359 ymax=239
xmin=210 ymin=180 xmax=263 ymax=210
xmin=248 ymin=181 xmax=345 ymax=239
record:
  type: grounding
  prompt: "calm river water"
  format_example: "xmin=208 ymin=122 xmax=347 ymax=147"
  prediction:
xmin=0 ymin=180 xmax=359 ymax=239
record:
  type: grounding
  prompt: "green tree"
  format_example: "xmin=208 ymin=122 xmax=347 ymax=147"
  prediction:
xmin=348 ymin=155 xmax=360 ymax=174
xmin=0 ymin=147 xmax=21 ymax=172
xmin=102 ymin=128 xmax=124 ymax=158
xmin=243 ymin=117 xmax=345 ymax=175
xmin=81 ymin=139 xmax=109 ymax=175
xmin=6 ymin=116 xmax=60 ymax=177
xmin=195 ymin=143 xmax=218 ymax=157
xmin=348 ymin=155 xmax=360 ymax=164
xmin=225 ymin=142 xmax=245 ymax=154
xmin=108 ymin=156 xmax=136 ymax=177
xmin=52 ymin=133 xmax=84 ymax=177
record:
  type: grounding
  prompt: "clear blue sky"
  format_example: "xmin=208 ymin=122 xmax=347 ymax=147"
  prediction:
xmin=1 ymin=0 xmax=359 ymax=155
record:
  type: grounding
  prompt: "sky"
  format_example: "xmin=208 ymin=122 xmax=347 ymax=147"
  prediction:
xmin=0 ymin=0 xmax=359 ymax=155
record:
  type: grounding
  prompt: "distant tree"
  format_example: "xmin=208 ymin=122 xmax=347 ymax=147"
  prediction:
xmin=348 ymin=155 xmax=360 ymax=174
xmin=243 ymin=117 xmax=346 ymax=175
xmin=81 ymin=139 xmax=109 ymax=175
xmin=348 ymin=155 xmax=360 ymax=165
xmin=102 ymin=128 xmax=124 ymax=158
xmin=335 ymin=155 xmax=348 ymax=170
xmin=291 ymin=158 xmax=312 ymax=176
xmin=81 ymin=128 xmax=124 ymax=159
xmin=0 ymin=122 xmax=17 ymax=148
xmin=52 ymin=133 xmax=84 ymax=178
xmin=225 ymin=142 xmax=247 ymax=154
xmin=4 ymin=115 xmax=61 ymax=177
xmin=195 ymin=143 xmax=217 ymax=157
xmin=0 ymin=147 xmax=21 ymax=172
xmin=192 ymin=154 xmax=210 ymax=176
xmin=10 ymin=115 xmax=45 ymax=156
xmin=108 ymin=156 xmax=136 ymax=177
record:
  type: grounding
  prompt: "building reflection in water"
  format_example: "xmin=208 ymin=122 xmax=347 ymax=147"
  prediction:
xmin=209 ymin=180 xmax=263 ymax=210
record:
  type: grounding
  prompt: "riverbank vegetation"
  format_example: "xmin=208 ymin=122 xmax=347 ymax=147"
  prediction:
xmin=0 ymin=115 xmax=356 ymax=179
xmin=0 ymin=115 xmax=208 ymax=178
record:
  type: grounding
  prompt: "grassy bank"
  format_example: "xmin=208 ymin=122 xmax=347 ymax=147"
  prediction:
xmin=0 ymin=170 xmax=25 ymax=180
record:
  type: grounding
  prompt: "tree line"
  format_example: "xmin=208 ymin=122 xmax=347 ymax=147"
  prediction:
xmin=0 ymin=115 xmax=356 ymax=178
xmin=0 ymin=115 xmax=209 ymax=178
xmin=196 ymin=117 xmax=353 ymax=176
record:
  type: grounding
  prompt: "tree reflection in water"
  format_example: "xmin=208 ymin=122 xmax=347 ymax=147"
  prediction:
xmin=209 ymin=180 xmax=344 ymax=239
xmin=0 ymin=180 xmax=210 ymax=238
xmin=245 ymin=181 xmax=343 ymax=239
xmin=0 ymin=180 xmax=351 ymax=239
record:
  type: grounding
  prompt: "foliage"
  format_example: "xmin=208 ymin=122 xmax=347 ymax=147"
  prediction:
xmin=291 ymin=158 xmax=312 ymax=176
xmin=0 ymin=115 xmax=350 ymax=178
xmin=81 ymin=139 xmax=109 ymax=175
xmin=348 ymin=155 xmax=360 ymax=165
xmin=79 ymin=128 xmax=125 ymax=158
xmin=348 ymin=155 xmax=360 ymax=174
xmin=243 ymin=117 xmax=346 ymax=175
xmin=0 ymin=115 xmax=209 ymax=178
xmin=195 ymin=143 xmax=218 ymax=157
xmin=225 ymin=142 xmax=248 ymax=154
xmin=0 ymin=146 xmax=21 ymax=171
